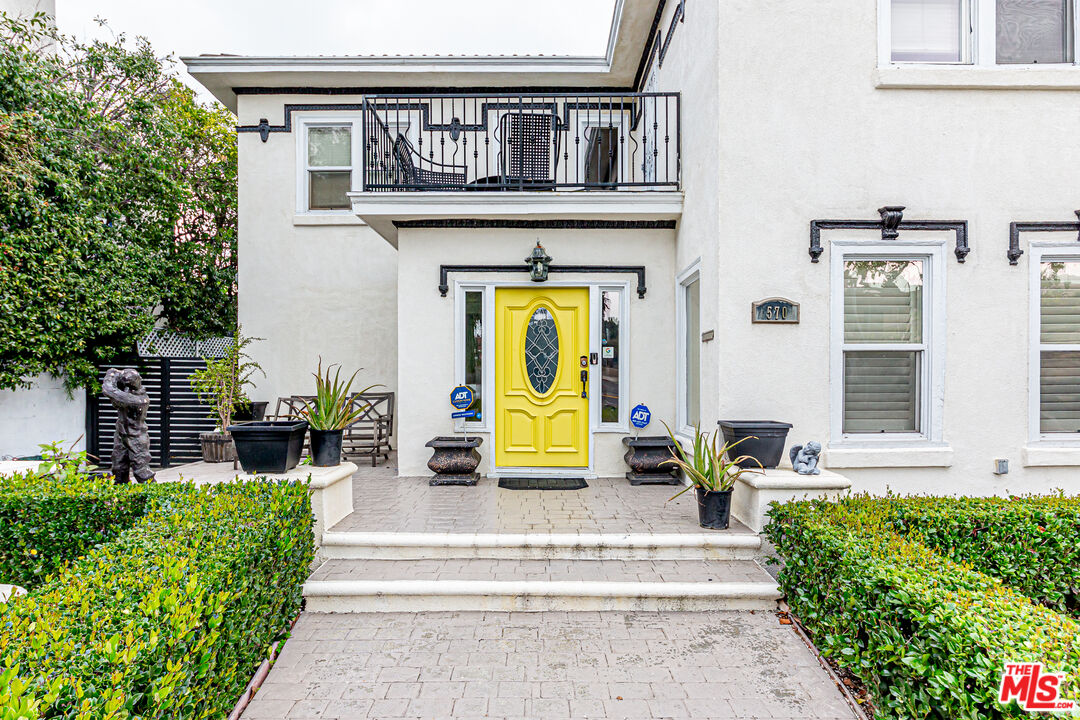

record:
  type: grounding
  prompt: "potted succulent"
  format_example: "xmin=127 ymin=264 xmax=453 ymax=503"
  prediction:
xmin=190 ymin=329 xmax=265 ymax=463
xmin=292 ymin=358 xmax=379 ymax=467
xmin=664 ymin=424 xmax=764 ymax=530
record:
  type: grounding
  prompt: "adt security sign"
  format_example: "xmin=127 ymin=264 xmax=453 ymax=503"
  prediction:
xmin=450 ymin=385 xmax=474 ymax=410
xmin=630 ymin=404 xmax=651 ymax=429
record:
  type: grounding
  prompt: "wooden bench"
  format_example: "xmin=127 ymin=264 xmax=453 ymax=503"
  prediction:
xmin=272 ymin=392 xmax=394 ymax=467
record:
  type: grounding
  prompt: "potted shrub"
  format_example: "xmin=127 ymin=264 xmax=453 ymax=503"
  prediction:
xmin=718 ymin=421 xmax=793 ymax=469
xmin=664 ymin=424 xmax=764 ymax=530
xmin=190 ymin=329 xmax=265 ymax=463
xmin=292 ymin=358 xmax=379 ymax=467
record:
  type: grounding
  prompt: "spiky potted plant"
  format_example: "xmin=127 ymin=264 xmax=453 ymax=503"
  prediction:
xmin=190 ymin=329 xmax=265 ymax=463
xmin=293 ymin=358 xmax=380 ymax=467
xmin=663 ymin=424 xmax=764 ymax=529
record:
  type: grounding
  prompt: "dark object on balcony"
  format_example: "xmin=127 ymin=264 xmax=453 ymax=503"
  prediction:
xmin=499 ymin=112 xmax=558 ymax=187
xmin=228 ymin=420 xmax=308 ymax=474
xmin=696 ymin=487 xmax=733 ymax=530
xmin=622 ymin=436 xmax=681 ymax=485
xmin=426 ymin=436 xmax=482 ymax=486
xmin=585 ymin=126 xmax=620 ymax=187
xmin=718 ymin=421 xmax=793 ymax=469
xmin=392 ymin=134 xmax=467 ymax=188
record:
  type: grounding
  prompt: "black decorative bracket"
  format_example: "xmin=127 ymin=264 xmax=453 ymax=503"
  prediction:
xmin=809 ymin=206 xmax=970 ymax=263
xmin=1008 ymin=211 xmax=1080 ymax=265
xmin=439 ymin=265 xmax=647 ymax=298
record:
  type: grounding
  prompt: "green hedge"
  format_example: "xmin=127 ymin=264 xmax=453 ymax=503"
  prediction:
xmin=872 ymin=494 xmax=1080 ymax=614
xmin=0 ymin=478 xmax=314 ymax=718
xmin=0 ymin=450 xmax=159 ymax=587
xmin=766 ymin=497 xmax=1080 ymax=720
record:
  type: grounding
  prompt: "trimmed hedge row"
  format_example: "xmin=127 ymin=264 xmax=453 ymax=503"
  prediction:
xmin=0 ymin=478 xmax=314 ymax=718
xmin=766 ymin=497 xmax=1080 ymax=720
xmin=872 ymin=494 xmax=1080 ymax=614
xmin=0 ymin=448 xmax=159 ymax=587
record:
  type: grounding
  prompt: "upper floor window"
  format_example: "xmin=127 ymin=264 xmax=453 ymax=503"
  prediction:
xmin=297 ymin=117 xmax=362 ymax=214
xmin=887 ymin=0 xmax=1077 ymax=65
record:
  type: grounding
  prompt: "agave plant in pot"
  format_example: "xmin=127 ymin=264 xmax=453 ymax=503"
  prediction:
xmin=294 ymin=358 xmax=380 ymax=467
xmin=663 ymin=424 xmax=764 ymax=530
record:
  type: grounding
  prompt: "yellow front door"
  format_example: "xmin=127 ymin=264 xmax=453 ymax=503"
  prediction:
xmin=495 ymin=287 xmax=590 ymax=468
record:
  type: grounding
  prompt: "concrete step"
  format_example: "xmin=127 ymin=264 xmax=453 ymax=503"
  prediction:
xmin=319 ymin=531 xmax=764 ymax=561
xmin=302 ymin=558 xmax=782 ymax=612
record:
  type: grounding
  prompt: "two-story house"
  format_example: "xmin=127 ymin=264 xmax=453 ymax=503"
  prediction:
xmin=185 ymin=0 xmax=1080 ymax=494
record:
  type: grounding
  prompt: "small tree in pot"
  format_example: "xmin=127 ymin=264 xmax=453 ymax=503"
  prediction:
xmin=663 ymin=424 xmax=763 ymax=529
xmin=190 ymin=329 xmax=264 ymax=462
xmin=293 ymin=358 xmax=380 ymax=467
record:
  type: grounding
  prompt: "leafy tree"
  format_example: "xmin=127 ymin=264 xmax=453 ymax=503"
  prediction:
xmin=0 ymin=14 xmax=237 ymax=392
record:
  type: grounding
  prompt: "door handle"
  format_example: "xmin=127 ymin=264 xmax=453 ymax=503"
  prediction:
xmin=580 ymin=368 xmax=588 ymax=399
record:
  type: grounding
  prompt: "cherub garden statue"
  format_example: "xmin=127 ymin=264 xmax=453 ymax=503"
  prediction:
xmin=789 ymin=441 xmax=822 ymax=475
xmin=102 ymin=367 xmax=155 ymax=484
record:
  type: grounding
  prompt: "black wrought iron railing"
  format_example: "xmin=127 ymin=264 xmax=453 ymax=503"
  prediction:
xmin=362 ymin=92 xmax=680 ymax=192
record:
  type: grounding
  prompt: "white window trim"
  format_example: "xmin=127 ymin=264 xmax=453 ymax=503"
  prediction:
xmin=829 ymin=240 xmax=947 ymax=448
xmin=879 ymin=0 xmax=1080 ymax=69
xmin=593 ymin=283 xmax=631 ymax=432
xmin=675 ymin=260 xmax=701 ymax=440
xmin=1028 ymin=243 xmax=1080 ymax=445
xmin=454 ymin=283 xmax=492 ymax=432
xmin=295 ymin=115 xmax=364 ymax=216
xmin=575 ymin=113 xmax=630 ymax=185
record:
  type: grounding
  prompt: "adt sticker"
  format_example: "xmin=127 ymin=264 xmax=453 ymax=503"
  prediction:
xmin=630 ymin=404 xmax=651 ymax=429
xmin=450 ymin=386 xmax=474 ymax=410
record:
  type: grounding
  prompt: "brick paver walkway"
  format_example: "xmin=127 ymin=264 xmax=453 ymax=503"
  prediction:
xmin=330 ymin=475 xmax=753 ymax=535
xmin=242 ymin=611 xmax=858 ymax=720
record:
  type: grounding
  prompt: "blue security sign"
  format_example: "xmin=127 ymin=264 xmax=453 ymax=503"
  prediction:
xmin=452 ymin=410 xmax=479 ymax=419
xmin=630 ymin=404 xmax=651 ymax=429
xmin=450 ymin=385 xmax=474 ymax=410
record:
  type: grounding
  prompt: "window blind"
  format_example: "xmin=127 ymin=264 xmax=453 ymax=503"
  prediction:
xmin=1040 ymin=261 xmax=1080 ymax=432
xmin=892 ymin=0 xmax=965 ymax=62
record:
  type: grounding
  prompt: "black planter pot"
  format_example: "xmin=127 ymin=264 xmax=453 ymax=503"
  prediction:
xmin=231 ymin=401 xmax=268 ymax=422
xmin=718 ymin=421 xmax=793 ymax=469
xmin=309 ymin=428 xmax=344 ymax=467
xmin=622 ymin=436 xmax=680 ymax=485
xmin=200 ymin=431 xmax=237 ymax=463
xmin=227 ymin=420 xmax=308 ymax=474
xmin=696 ymin=487 xmax=733 ymax=530
xmin=425 ymin=436 xmax=483 ymax=486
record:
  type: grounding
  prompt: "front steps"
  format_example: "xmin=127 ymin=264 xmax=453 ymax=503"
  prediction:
xmin=303 ymin=556 xmax=781 ymax=613
xmin=319 ymin=530 xmax=764 ymax=560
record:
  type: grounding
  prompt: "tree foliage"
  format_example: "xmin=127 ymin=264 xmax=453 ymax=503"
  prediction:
xmin=0 ymin=14 xmax=237 ymax=392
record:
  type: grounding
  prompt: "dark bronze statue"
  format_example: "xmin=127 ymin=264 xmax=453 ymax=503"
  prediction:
xmin=102 ymin=368 xmax=155 ymax=483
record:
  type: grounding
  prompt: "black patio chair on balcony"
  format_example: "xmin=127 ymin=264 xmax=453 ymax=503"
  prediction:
xmin=391 ymin=133 xmax=467 ymax=189
xmin=497 ymin=112 xmax=560 ymax=189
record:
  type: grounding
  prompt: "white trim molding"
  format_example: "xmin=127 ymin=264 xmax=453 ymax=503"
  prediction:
xmin=1028 ymin=243 xmax=1080 ymax=448
xmin=675 ymin=259 xmax=702 ymax=440
xmin=829 ymin=239 xmax=948 ymax=456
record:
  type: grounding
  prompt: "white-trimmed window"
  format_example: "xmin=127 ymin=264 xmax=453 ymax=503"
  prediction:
xmin=296 ymin=117 xmax=363 ymax=214
xmin=455 ymin=285 xmax=489 ymax=429
xmin=1031 ymin=248 xmax=1080 ymax=439
xmin=676 ymin=262 xmax=701 ymax=435
xmin=883 ymin=0 xmax=1078 ymax=65
xmin=596 ymin=284 xmax=629 ymax=430
xmin=830 ymin=243 xmax=945 ymax=444
xmin=577 ymin=114 xmax=628 ymax=186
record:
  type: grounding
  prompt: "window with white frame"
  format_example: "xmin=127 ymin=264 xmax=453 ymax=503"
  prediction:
xmin=599 ymin=286 xmax=627 ymax=427
xmin=577 ymin=115 xmax=627 ymax=187
xmin=831 ymin=244 xmax=945 ymax=444
xmin=456 ymin=287 xmax=487 ymax=427
xmin=297 ymin=118 xmax=363 ymax=213
xmin=1035 ymin=254 xmax=1080 ymax=435
xmin=677 ymin=265 xmax=701 ymax=434
xmin=886 ymin=0 xmax=1077 ymax=65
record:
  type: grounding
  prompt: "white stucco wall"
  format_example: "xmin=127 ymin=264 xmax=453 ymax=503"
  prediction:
xmin=235 ymin=94 xmax=398 ymax=408
xmin=0 ymin=374 xmax=84 ymax=458
xmin=396 ymin=227 xmax=676 ymax=478
xmin=0 ymin=0 xmax=54 ymax=19
xmin=709 ymin=1 xmax=1080 ymax=495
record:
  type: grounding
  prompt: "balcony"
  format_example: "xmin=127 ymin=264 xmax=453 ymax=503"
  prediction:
xmin=361 ymin=92 xmax=680 ymax=192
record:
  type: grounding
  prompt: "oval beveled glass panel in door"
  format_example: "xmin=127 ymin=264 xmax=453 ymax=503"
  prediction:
xmin=524 ymin=306 xmax=559 ymax=394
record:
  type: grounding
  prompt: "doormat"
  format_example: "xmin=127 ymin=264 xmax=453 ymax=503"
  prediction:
xmin=498 ymin=477 xmax=588 ymax=491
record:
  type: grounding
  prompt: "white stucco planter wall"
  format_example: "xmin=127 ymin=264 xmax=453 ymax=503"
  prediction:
xmin=731 ymin=468 xmax=853 ymax=533
xmin=0 ymin=374 xmax=85 ymax=458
